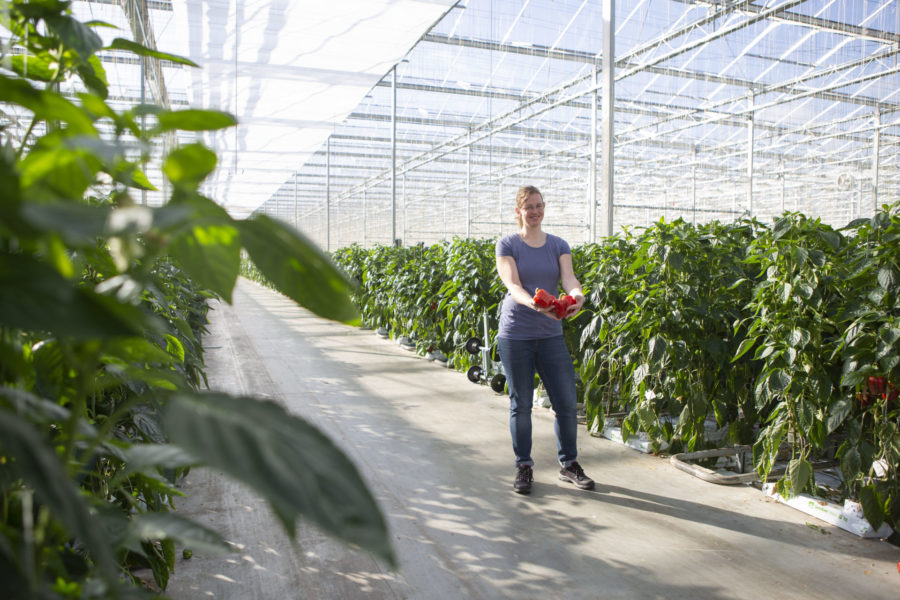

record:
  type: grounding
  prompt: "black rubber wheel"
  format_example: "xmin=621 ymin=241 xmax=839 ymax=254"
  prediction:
xmin=490 ymin=373 xmax=507 ymax=393
xmin=466 ymin=365 xmax=483 ymax=383
xmin=465 ymin=337 xmax=483 ymax=355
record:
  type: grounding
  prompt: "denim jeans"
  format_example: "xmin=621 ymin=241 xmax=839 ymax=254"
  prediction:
xmin=497 ymin=335 xmax=578 ymax=468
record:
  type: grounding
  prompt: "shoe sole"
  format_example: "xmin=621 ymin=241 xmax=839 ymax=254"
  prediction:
xmin=558 ymin=475 xmax=594 ymax=490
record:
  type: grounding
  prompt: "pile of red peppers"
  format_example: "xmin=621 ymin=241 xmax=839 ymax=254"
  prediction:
xmin=532 ymin=288 xmax=577 ymax=319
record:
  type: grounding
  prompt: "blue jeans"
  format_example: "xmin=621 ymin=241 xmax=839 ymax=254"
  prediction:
xmin=498 ymin=335 xmax=578 ymax=468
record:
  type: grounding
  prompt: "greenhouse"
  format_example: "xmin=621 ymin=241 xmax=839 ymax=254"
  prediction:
xmin=2 ymin=1 xmax=900 ymax=599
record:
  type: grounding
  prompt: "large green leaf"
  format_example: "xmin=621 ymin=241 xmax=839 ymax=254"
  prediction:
xmin=163 ymin=143 xmax=218 ymax=189
xmin=0 ymin=413 xmax=118 ymax=580
xmin=127 ymin=512 xmax=230 ymax=556
xmin=162 ymin=392 xmax=394 ymax=566
xmin=45 ymin=14 xmax=104 ymax=63
xmin=107 ymin=38 xmax=200 ymax=67
xmin=858 ymin=484 xmax=885 ymax=531
xmin=237 ymin=215 xmax=359 ymax=324
xmin=168 ymin=222 xmax=241 ymax=303
xmin=0 ymin=75 xmax=96 ymax=134
xmin=162 ymin=195 xmax=241 ymax=302
xmin=0 ymin=253 xmax=159 ymax=339
xmin=20 ymin=201 xmax=110 ymax=245
xmin=154 ymin=108 xmax=237 ymax=133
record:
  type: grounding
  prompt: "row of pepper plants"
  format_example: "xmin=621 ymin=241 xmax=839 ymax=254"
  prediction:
xmin=1 ymin=3 xmax=392 ymax=598
xmin=331 ymin=204 xmax=900 ymax=532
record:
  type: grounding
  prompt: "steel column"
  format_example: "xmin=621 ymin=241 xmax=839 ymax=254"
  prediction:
xmin=600 ymin=0 xmax=615 ymax=238
xmin=873 ymin=109 xmax=881 ymax=214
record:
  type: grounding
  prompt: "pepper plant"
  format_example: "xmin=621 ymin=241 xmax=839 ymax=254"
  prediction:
xmin=831 ymin=206 xmax=900 ymax=529
xmin=737 ymin=214 xmax=846 ymax=498
xmin=0 ymin=2 xmax=392 ymax=598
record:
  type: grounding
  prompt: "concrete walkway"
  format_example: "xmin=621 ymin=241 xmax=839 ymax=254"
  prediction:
xmin=167 ymin=279 xmax=899 ymax=599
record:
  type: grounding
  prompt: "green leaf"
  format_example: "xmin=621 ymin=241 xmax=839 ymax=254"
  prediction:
xmin=163 ymin=143 xmax=218 ymax=188
xmin=0 ymin=253 xmax=159 ymax=339
xmin=128 ymin=512 xmax=230 ymax=556
xmin=877 ymin=266 xmax=897 ymax=290
xmin=163 ymin=392 xmax=394 ymax=566
xmin=76 ymin=54 xmax=109 ymax=98
xmin=19 ymin=141 xmax=102 ymax=201
xmin=20 ymin=201 xmax=110 ymax=245
xmin=787 ymin=457 xmax=813 ymax=496
xmin=119 ymin=444 xmax=198 ymax=476
xmin=169 ymin=222 xmax=241 ymax=303
xmin=154 ymin=108 xmax=237 ymax=133
xmin=767 ymin=369 xmax=790 ymax=393
xmin=103 ymin=337 xmax=176 ymax=366
xmin=787 ymin=328 xmax=810 ymax=349
xmin=0 ymin=75 xmax=96 ymax=133
xmin=858 ymin=485 xmax=885 ymax=531
xmin=826 ymin=399 xmax=850 ymax=433
xmin=733 ymin=336 xmax=758 ymax=361
xmin=237 ymin=216 xmax=359 ymax=324
xmin=840 ymin=445 xmax=861 ymax=483
xmin=818 ymin=229 xmax=842 ymax=252
xmin=9 ymin=53 xmax=55 ymax=80
xmin=46 ymin=14 xmax=103 ymax=62
xmin=648 ymin=335 xmax=666 ymax=364
xmin=0 ymin=413 xmax=118 ymax=580
xmin=107 ymin=38 xmax=200 ymax=67
xmin=841 ymin=370 xmax=866 ymax=388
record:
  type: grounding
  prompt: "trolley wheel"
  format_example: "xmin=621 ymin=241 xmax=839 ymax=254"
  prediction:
xmin=466 ymin=365 xmax=483 ymax=383
xmin=465 ymin=337 xmax=483 ymax=355
xmin=490 ymin=373 xmax=507 ymax=393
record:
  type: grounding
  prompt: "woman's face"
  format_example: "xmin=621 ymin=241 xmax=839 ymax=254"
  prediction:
xmin=517 ymin=192 xmax=545 ymax=228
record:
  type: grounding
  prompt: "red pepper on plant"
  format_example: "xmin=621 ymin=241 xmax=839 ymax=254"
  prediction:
xmin=886 ymin=382 xmax=898 ymax=404
xmin=868 ymin=376 xmax=886 ymax=397
xmin=857 ymin=392 xmax=872 ymax=407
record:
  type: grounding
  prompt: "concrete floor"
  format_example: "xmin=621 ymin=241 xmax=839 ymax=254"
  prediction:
xmin=166 ymin=279 xmax=900 ymax=599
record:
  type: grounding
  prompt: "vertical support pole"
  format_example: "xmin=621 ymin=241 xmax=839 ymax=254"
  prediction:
xmin=498 ymin=179 xmax=503 ymax=237
xmin=691 ymin=146 xmax=697 ymax=225
xmin=391 ymin=65 xmax=398 ymax=245
xmin=590 ymin=67 xmax=598 ymax=243
xmin=139 ymin=41 xmax=146 ymax=206
xmin=600 ymin=0 xmax=615 ymax=238
xmin=872 ymin=108 xmax=881 ymax=215
xmin=466 ymin=139 xmax=472 ymax=239
xmin=363 ymin=190 xmax=367 ymax=247
xmin=780 ymin=160 xmax=786 ymax=214
xmin=403 ymin=173 xmax=408 ymax=244
xmin=326 ymin=136 xmax=331 ymax=251
xmin=747 ymin=90 xmax=755 ymax=216
xmin=293 ymin=172 xmax=298 ymax=229
xmin=401 ymin=172 xmax=408 ymax=245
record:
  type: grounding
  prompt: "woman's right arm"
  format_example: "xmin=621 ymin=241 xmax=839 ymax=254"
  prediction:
xmin=497 ymin=254 xmax=544 ymax=309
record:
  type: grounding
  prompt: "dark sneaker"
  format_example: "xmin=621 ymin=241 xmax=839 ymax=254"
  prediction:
xmin=559 ymin=461 xmax=594 ymax=490
xmin=514 ymin=465 xmax=533 ymax=494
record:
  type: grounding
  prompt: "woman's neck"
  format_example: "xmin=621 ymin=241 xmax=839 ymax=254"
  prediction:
xmin=518 ymin=226 xmax=545 ymax=243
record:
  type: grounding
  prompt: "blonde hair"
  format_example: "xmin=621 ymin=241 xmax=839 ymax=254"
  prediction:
xmin=515 ymin=185 xmax=544 ymax=228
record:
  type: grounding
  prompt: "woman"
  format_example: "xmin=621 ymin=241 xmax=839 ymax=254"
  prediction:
xmin=495 ymin=185 xmax=594 ymax=494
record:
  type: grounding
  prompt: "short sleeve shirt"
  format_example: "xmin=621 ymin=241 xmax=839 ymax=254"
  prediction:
xmin=496 ymin=233 xmax=571 ymax=340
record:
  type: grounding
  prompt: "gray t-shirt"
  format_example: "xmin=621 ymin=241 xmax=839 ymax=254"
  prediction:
xmin=496 ymin=233 xmax=571 ymax=340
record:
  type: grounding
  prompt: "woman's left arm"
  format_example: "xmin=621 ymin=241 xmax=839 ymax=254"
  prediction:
xmin=559 ymin=253 xmax=585 ymax=316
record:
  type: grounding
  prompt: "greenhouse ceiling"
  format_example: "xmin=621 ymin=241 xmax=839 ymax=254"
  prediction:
xmin=46 ymin=1 xmax=900 ymax=246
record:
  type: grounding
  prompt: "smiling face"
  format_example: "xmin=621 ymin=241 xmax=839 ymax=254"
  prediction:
xmin=516 ymin=191 xmax=545 ymax=229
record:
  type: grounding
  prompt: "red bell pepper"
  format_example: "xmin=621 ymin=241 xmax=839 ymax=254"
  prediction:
xmin=533 ymin=288 xmax=556 ymax=309
xmin=886 ymin=382 xmax=898 ymax=404
xmin=554 ymin=294 xmax=577 ymax=318
xmin=868 ymin=376 xmax=886 ymax=397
